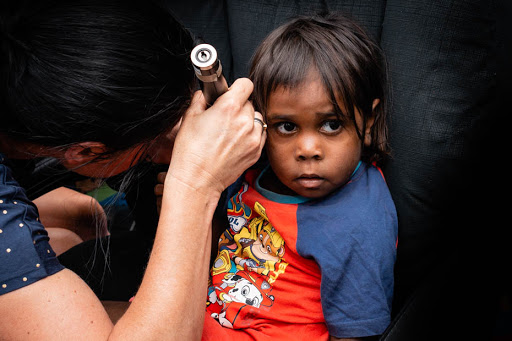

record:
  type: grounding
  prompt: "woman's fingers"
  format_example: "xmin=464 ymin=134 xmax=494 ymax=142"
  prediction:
xmin=252 ymin=111 xmax=267 ymax=135
xmin=214 ymin=78 xmax=254 ymax=114
xmin=186 ymin=78 xmax=254 ymax=121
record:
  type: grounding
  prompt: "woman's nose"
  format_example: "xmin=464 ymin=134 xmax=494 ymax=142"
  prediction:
xmin=295 ymin=133 xmax=323 ymax=161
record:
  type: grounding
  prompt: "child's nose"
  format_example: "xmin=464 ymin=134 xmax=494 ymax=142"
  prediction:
xmin=295 ymin=133 xmax=323 ymax=161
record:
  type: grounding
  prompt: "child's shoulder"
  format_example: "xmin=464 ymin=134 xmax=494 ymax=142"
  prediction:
xmin=300 ymin=162 xmax=396 ymax=232
xmin=325 ymin=162 xmax=391 ymax=202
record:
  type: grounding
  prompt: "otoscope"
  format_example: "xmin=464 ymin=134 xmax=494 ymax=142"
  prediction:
xmin=190 ymin=44 xmax=229 ymax=106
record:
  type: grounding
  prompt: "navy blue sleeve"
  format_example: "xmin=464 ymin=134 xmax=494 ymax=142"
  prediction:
xmin=0 ymin=155 xmax=64 ymax=295
xmin=296 ymin=164 xmax=397 ymax=338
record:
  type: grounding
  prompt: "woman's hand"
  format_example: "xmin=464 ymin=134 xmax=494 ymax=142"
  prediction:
xmin=166 ymin=78 xmax=266 ymax=197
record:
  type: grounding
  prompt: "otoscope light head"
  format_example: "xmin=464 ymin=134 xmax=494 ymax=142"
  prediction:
xmin=191 ymin=44 xmax=223 ymax=82
xmin=191 ymin=44 xmax=218 ymax=69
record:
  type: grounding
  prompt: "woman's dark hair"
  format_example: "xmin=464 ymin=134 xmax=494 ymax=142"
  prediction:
xmin=249 ymin=13 xmax=390 ymax=163
xmin=0 ymin=0 xmax=196 ymax=154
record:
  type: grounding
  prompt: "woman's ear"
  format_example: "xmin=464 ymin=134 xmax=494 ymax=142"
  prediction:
xmin=61 ymin=142 xmax=107 ymax=168
xmin=364 ymin=99 xmax=380 ymax=146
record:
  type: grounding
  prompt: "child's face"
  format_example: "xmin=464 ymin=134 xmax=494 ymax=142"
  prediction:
xmin=264 ymin=73 xmax=371 ymax=199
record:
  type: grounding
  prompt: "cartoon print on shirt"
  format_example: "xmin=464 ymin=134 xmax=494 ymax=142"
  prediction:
xmin=208 ymin=272 xmax=275 ymax=328
xmin=208 ymin=183 xmax=289 ymax=328
xmin=233 ymin=221 xmax=285 ymax=275
xmin=226 ymin=182 xmax=252 ymax=234
xmin=216 ymin=182 xmax=252 ymax=257
xmin=228 ymin=200 xmax=287 ymax=277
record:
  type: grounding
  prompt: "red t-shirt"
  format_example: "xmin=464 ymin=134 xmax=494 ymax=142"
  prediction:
xmin=202 ymin=165 xmax=396 ymax=340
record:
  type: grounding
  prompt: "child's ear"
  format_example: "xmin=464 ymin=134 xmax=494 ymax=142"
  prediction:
xmin=61 ymin=142 xmax=107 ymax=168
xmin=364 ymin=99 xmax=380 ymax=146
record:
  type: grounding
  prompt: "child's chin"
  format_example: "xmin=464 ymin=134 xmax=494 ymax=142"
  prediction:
xmin=296 ymin=188 xmax=329 ymax=199
xmin=296 ymin=185 xmax=341 ymax=200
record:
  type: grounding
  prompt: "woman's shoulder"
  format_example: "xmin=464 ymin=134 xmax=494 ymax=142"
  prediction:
xmin=0 ymin=154 xmax=64 ymax=296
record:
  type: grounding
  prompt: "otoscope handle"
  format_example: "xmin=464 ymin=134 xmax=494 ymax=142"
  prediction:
xmin=190 ymin=44 xmax=229 ymax=106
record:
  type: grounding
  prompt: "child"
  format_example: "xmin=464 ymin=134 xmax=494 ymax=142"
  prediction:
xmin=203 ymin=13 xmax=397 ymax=340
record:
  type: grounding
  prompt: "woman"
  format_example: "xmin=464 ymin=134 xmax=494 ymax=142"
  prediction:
xmin=0 ymin=0 xmax=265 ymax=339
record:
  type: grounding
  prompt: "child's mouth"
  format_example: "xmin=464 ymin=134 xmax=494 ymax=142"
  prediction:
xmin=295 ymin=175 xmax=324 ymax=189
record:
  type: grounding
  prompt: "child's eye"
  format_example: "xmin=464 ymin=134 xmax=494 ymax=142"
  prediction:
xmin=320 ymin=120 xmax=343 ymax=134
xmin=276 ymin=122 xmax=297 ymax=134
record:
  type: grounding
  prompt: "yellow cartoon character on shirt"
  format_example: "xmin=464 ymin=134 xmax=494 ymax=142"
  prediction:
xmin=232 ymin=202 xmax=286 ymax=276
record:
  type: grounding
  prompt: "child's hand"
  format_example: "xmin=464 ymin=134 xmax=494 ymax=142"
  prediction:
xmin=154 ymin=171 xmax=166 ymax=215
xmin=33 ymin=187 xmax=108 ymax=255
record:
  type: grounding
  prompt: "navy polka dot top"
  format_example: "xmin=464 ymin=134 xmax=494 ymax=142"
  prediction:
xmin=0 ymin=154 xmax=64 ymax=295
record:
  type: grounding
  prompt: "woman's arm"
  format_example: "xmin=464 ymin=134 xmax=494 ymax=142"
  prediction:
xmin=0 ymin=78 xmax=265 ymax=340
xmin=0 ymin=269 xmax=114 ymax=340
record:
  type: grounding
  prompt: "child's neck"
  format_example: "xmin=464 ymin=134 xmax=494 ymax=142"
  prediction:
xmin=258 ymin=166 xmax=298 ymax=197
xmin=255 ymin=166 xmax=311 ymax=204
xmin=257 ymin=161 xmax=363 ymax=201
